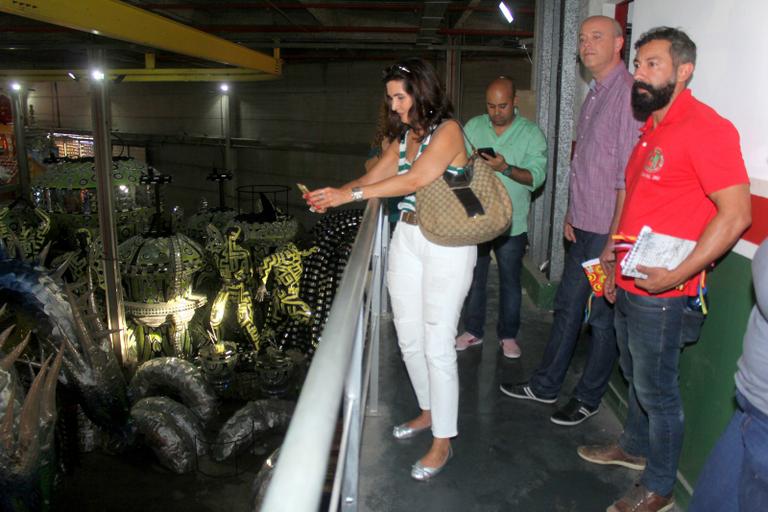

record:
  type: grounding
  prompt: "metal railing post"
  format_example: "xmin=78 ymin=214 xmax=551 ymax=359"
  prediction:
xmin=339 ymin=307 xmax=364 ymax=510
xmin=366 ymin=207 xmax=386 ymax=416
xmin=381 ymin=217 xmax=391 ymax=316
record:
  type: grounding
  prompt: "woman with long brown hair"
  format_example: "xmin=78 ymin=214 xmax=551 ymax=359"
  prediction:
xmin=305 ymin=57 xmax=476 ymax=481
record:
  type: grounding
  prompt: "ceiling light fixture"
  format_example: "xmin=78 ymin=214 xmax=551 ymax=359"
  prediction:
xmin=498 ymin=2 xmax=514 ymax=23
xmin=91 ymin=69 xmax=105 ymax=81
xmin=67 ymin=72 xmax=77 ymax=80
xmin=219 ymin=83 xmax=230 ymax=93
xmin=10 ymin=82 xmax=21 ymax=91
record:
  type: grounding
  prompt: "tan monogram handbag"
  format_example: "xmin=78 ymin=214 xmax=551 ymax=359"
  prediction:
xmin=416 ymin=146 xmax=513 ymax=247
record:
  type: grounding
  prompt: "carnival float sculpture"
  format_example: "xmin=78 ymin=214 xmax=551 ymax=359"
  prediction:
xmin=119 ymin=167 xmax=208 ymax=361
xmin=256 ymin=242 xmax=318 ymax=327
xmin=0 ymin=171 xmax=364 ymax=510
xmin=31 ymin=156 xmax=153 ymax=243
xmin=0 ymin=252 xmax=294 ymax=510
xmin=0 ymin=202 xmax=50 ymax=262
xmin=207 ymin=224 xmax=261 ymax=351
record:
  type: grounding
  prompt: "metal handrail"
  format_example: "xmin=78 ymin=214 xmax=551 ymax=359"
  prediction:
xmin=261 ymin=199 xmax=387 ymax=512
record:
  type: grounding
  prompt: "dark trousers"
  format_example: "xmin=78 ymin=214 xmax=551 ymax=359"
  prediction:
xmin=463 ymin=233 xmax=528 ymax=340
xmin=529 ymin=228 xmax=617 ymax=409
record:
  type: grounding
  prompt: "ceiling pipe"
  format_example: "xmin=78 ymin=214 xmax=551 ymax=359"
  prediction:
xmin=138 ymin=2 xmax=535 ymax=14
xmin=201 ymin=25 xmax=534 ymax=37
xmin=2 ymin=24 xmax=534 ymax=37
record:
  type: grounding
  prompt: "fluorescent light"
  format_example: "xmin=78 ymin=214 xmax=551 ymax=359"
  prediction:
xmin=67 ymin=72 xmax=77 ymax=80
xmin=219 ymin=83 xmax=230 ymax=93
xmin=499 ymin=2 xmax=514 ymax=23
xmin=10 ymin=82 xmax=21 ymax=91
xmin=91 ymin=69 xmax=105 ymax=81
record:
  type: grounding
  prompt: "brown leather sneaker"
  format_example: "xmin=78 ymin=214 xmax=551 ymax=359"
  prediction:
xmin=607 ymin=483 xmax=674 ymax=512
xmin=577 ymin=442 xmax=646 ymax=470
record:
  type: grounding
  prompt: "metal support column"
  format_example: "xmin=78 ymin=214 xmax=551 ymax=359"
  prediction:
xmin=529 ymin=0 xmax=558 ymax=267
xmin=220 ymin=90 xmax=236 ymax=205
xmin=529 ymin=0 xmax=580 ymax=280
xmin=89 ymin=50 xmax=129 ymax=367
xmin=9 ymin=86 xmax=30 ymax=200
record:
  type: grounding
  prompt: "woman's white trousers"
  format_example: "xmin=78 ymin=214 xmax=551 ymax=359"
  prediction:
xmin=386 ymin=222 xmax=476 ymax=438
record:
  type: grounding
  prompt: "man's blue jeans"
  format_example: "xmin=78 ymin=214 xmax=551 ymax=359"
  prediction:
xmin=528 ymin=229 xmax=617 ymax=409
xmin=463 ymin=233 xmax=527 ymax=340
xmin=689 ymin=391 xmax=768 ymax=511
xmin=616 ymin=288 xmax=705 ymax=497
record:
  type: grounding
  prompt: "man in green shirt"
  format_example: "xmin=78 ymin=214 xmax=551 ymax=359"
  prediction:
xmin=456 ymin=77 xmax=547 ymax=358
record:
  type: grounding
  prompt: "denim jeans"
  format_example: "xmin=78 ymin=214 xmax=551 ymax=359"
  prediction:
xmin=529 ymin=229 xmax=617 ymax=409
xmin=616 ymin=288 xmax=705 ymax=496
xmin=689 ymin=392 xmax=768 ymax=512
xmin=463 ymin=233 xmax=528 ymax=340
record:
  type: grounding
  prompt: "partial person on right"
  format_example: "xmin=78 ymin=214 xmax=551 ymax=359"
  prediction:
xmin=688 ymin=237 xmax=768 ymax=511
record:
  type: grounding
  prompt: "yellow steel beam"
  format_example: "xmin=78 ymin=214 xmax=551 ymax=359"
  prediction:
xmin=0 ymin=0 xmax=281 ymax=75
xmin=0 ymin=68 xmax=281 ymax=82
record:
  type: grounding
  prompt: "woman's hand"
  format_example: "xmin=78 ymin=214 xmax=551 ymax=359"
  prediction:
xmin=305 ymin=187 xmax=350 ymax=213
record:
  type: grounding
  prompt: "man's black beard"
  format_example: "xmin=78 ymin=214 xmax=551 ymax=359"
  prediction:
xmin=631 ymin=80 xmax=676 ymax=119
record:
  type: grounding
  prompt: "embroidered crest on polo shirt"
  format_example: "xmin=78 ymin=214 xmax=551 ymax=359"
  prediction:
xmin=644 ymin=147 xmax=664 ymax=173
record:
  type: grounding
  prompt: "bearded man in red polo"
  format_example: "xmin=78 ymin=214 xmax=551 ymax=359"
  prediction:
xmin=578 ymin=26 xmax=752 ymax=512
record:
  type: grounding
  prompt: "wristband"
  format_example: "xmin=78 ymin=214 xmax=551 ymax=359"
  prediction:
xmin=501 ymin=165 xmax=513 ymax=177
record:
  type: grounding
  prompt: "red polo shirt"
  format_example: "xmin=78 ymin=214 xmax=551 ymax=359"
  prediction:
xmin=616 ymin=89 xmax=750 ymax=297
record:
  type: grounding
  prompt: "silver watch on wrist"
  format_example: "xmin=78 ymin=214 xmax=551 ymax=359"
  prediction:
xmin=351 ymin=187 xmax=364 ymax=202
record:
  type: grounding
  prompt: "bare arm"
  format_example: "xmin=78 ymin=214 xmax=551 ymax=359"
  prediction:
xmin=635 ymin=183 xmax=752 ymax=294
xmin=309 ymin=121 xmax=467 ymax=209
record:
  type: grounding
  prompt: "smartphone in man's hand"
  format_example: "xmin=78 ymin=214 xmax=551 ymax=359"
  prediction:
xmin=478 ymin=147 xmax=496 ymax=159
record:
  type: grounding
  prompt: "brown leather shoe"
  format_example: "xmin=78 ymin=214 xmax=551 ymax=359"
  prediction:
xmin=607 ymin=483 xmax=674 ymax=512
xmin=577 ymin=442 xmax=646 ymax=470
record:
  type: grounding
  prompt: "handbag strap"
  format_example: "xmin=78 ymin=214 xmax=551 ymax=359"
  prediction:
xmin=454 ymin=121 xmax=479 ymax=155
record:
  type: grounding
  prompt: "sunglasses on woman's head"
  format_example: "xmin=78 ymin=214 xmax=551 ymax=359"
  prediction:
xmin=382 ymin=64 xmax=411 ymax=78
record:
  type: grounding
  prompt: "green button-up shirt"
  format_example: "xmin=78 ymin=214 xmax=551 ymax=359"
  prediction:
xmin=463 ymin=113 xmax=547 ymax=236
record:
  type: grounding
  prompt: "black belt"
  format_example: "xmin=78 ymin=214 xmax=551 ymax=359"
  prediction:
xmin=400 ymin=211 xmax=418 ymax=225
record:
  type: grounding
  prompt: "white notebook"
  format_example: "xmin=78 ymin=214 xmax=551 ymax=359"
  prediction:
xmin=620 ymin=225 xmax=696 ymax=279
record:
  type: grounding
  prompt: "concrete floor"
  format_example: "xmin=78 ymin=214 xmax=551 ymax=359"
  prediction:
xmin=359 ymin=262 xmax=662 ymax=512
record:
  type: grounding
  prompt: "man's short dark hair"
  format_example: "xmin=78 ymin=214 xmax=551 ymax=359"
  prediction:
xmin=634 ymin=26 xmax=697 ymax=68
